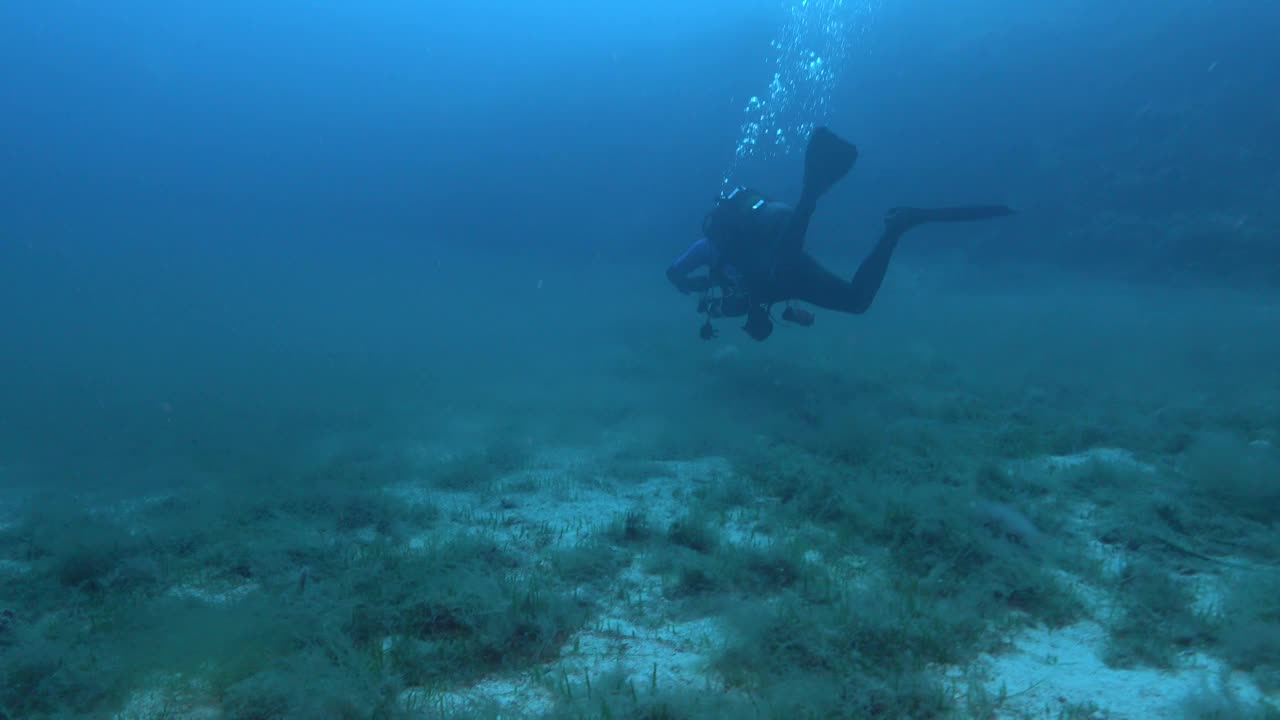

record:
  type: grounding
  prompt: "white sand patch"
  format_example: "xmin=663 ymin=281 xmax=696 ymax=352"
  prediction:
xmin=114 ymin=680 xmax=219 ymax=720
xmin=1009 ymin=447 xmax=1159 ymax=578
xmin=495 ymin=457 xmax=726 ymax=549
xmin=963 ymin=621 xmax=1269 ymax=720
xmin=406 ymin=561 xmax=727 ymax=718
xmin=721 ymin=507 xmax=774 ymax=549
xmin=1059 ymin=498 xmax=1128 ymax=578
xmin=974 ymin=448 xmax=1275 ymax=718
xmin=397 ymin=455 xmax=734 ymax=552
xmin=1038 ymin=447 xmax=1156 ymax=474
xmin=166 ymin=580 xmax=257 ymax=605
xmin=385 ymin=456 xmax=745 ymax=718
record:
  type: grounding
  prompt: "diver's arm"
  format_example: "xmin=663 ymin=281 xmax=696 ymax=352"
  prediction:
xmin=674 ymin=274 xmax=714 ymax=293
xmin=666 ymin=238 xmax=716 ymax=294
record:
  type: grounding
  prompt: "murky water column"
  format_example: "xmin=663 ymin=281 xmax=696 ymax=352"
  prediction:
xmin=723 ymin=0 xmax=881 ymax=188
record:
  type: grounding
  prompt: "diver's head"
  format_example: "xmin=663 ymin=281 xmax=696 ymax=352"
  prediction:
xmin=702 ymin=186 xmax=769 ymax=246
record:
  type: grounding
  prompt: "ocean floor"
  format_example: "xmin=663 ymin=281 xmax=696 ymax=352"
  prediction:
xmin=3 ymin=284 xmax=1279 ymax=720
xmin=27 ymin=442 xmax=1259 ymax=720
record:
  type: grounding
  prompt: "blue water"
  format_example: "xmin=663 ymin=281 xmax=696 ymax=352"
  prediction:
xmin=3 ymin=0 xmax=1276 ymax=489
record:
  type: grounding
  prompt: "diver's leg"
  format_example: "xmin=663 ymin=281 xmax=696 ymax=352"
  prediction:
xmin=782 ymin=253 xmax=878 ymax=314
xmin=777 ymin=128 xmax=859 ymax=257
xmin=779 ymin=196 xmax=820 ymax=257
xmin=787 ymin=204 xmax=1014 ymax=315
xmin=778 ymin=218 xmax=906 ymax=314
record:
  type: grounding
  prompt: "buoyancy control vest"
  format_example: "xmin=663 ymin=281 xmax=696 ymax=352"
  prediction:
xmin=701 ymin=187 xmax=793 ymax=294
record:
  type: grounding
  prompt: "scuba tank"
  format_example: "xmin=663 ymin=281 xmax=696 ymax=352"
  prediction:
xmin=701 ymin=186 xmax=791 ymax=292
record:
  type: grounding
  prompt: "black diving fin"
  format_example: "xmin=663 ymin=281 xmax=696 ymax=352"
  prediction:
xmin=768 ymin=124 xmax=860 ymax=258
xmin=884 ymin=205 xmax=1015 ymax=235
xmin=801 ymin=126 xmax=858 ymax=204
xmin=774 ymin=127 xmax=859 ymax=259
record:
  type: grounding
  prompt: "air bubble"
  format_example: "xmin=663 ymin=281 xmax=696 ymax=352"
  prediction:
xmin=722 ymin=0 xmax=881 ymax=188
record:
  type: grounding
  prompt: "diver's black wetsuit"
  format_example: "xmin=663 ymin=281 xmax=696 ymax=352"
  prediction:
xmin=667 ymin=128 xmax=1012 ymax=339
xmin=766 ymin=205 xmax=1012 ymax=313
xmin=667 ymin=204 xmax=1011 ymax=317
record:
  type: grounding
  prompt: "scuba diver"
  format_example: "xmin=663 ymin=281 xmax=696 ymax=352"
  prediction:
xmin=666 ymin=127 xmax=1013 ymax=341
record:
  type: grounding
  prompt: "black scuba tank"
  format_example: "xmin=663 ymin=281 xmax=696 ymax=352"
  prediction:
xmin=701 ymin=187 xmax=792 ymax=284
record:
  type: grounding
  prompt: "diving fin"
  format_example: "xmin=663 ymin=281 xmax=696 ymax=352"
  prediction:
xmin=775 ymin=127 xmax=859 ymax=259
xmin=801 ymin=127 xmax=859 ymax=203
xmin=885 ymin=205 xmax=1014 ymax=235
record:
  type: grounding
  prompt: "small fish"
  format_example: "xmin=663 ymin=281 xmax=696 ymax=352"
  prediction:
xmin=972 ymin=499 xmax=1042 ymax=547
